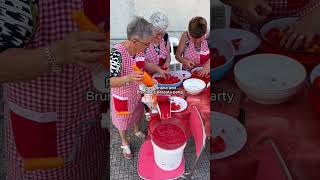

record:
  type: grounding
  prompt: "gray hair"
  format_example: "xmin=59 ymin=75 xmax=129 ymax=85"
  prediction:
xmin=149 ymin=12 xmax=169 ymax=32
xmin=127 ymin=16 xmax=155 ymax=40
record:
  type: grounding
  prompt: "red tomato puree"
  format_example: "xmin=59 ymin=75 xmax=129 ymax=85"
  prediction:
xmin=153 ymin=123 xmax=186 ymax=150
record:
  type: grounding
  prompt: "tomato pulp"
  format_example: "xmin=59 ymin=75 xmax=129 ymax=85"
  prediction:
xmin=153 ymin=123 xmax=186 ymax=150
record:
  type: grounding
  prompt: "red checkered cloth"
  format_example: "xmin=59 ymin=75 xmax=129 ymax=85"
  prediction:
xmin=3 ymin=0 xmax=108 ymax=179
xmin=145 ymin=38 xmax=169 ymax=66
xmin=231 ymin=0 xmax=320 ymax=33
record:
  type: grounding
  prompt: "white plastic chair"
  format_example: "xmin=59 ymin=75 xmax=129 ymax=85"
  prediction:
xmin=169 ymin=36 xmax=182 ymax=71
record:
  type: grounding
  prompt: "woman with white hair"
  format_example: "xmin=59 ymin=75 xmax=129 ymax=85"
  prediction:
xmin=145 ymin=12 xmax=171 ymax=71
xmin=110 ymin=17 xmax=163 ymax=159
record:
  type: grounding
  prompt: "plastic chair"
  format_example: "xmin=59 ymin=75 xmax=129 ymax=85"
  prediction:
xmin=169 ymin=36 xmax=182 ymax=71
xmin=137 ymin=105 xmax=207 ymax=180
xmin=256 ymin=139 xmax=293 ymax=180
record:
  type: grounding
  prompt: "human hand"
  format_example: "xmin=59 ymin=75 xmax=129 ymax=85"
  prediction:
xmin=198 ymin=64 xmax=210 ymax=78
xmin=232 ymin=0 xmax=272 ymax=24
xmin=128 ymin=71 xmax=144 ymax=82
xmin=52 ymin=31 xmax=107 ymax=66
xmin=183 ymin=59 xmax=195 ymax=69
xmin=280 ymin=10 xmax=320 ymax=50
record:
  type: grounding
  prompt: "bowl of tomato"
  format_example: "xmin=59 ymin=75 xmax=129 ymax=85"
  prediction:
xmin=260 ymin=17 xmax=320 ymax=71
xmin=309 ymin=64 xmax=320 ymax=117
xmin=191 ymin=67 xmax=210 ymax=84
xmin=208 ymin=36 xmax=235 ymax=81
xmin=153 ymin=72 xmax=183 ymax=88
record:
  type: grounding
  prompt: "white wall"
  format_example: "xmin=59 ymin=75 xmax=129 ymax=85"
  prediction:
xmin=110 ymin=0 xmax=210 ymax=42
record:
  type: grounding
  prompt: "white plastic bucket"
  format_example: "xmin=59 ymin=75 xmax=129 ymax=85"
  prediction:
xmin=151 ymin=140 xmax=186 ymax=171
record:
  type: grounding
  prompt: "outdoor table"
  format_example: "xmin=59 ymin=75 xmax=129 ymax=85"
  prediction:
xmin=211 ymin=63 xmax=320 ymax=180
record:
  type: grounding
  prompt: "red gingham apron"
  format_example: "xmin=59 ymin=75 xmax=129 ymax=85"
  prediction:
xmin=145 ymin=38 xmax=168 ymax=66
xmin=182 ymin=33 xmax=209 ymax=69
xmin=231 ymin=0 xmax=320 ymax=32
xmin=3 ymin=1 xmax=107 ymax=179
xmin=111 ymin=44 xmax=144 ymax=131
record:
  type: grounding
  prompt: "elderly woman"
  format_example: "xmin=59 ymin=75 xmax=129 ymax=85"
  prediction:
xmin=145 ymin=12 xmax=171 ymax=71
xmin=0 ymin=0 xmax=108 ymax=179
xmin=110 ymin=17 xmax=162 ymax=159
xmin=175 ymin=17 xmax=210 ymax=77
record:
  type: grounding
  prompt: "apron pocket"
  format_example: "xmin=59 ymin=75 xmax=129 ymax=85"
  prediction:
xmin=113 ymin=95 xmax=130 ymax=115
xmin=9 ymin=102 xmax=57 ymax=158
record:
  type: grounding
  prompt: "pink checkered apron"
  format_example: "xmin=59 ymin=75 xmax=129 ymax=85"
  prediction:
xmin=3 ymin=1 xmax=107 ymax=179
xmin=111 ymin=44 xmax=144 ymax=131
xmin=145 ymin=38 xmax=168 ymax=66
xmin=231 ymin=0 xmax=320 ymax=32
xmin=183 ymin=33 xmax=209 ymax=69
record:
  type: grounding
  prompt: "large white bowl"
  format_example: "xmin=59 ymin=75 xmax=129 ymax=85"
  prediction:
xmin=183 ymin=78 xmax=206 ymax=95
xmin=234 ymin=54 xmax=306 ymax=104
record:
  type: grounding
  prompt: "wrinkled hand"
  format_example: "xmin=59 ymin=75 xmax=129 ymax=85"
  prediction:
xmin=198 ymin=64 xmax=210 ymax=78
xmin=280 ymin=11 xmax=320 ymax=50
xmin=128 ymin=71 xmax=144 ymax=82
xmin=233 ymin=0 xmax=272 ymax=24
xmin=183 ymin=59 xmax=195 ymax=70
xmin=52 ymin=31 xmax=106 ymax=66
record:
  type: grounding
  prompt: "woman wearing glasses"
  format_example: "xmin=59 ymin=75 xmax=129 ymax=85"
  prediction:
xmin=175 ymin=17 xmax=210 ymax=77
xmin=110 ymin=17 xmax=163 ymax=159
xmin=145 ymin=12 xmax=171 ymax=72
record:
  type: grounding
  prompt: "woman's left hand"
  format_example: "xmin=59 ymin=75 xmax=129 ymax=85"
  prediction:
xmin=198 ymin=64 xmax=210 ymax=78
xmin=280 ymin=7 xmax=320 ymax=50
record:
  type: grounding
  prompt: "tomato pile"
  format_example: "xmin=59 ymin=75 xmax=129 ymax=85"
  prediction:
xmin=171 ymin=102 xmax=181 ymax=111
xmin=154 ymin=74 xmax=180 ymax=84
xmin=210 ymin=135 xmax=226 ymax=153
xmin=265 ymin=27 xmax=320 ymax=53
xmin=231 ymin=38 xmax=242 ymax=50
xmin=210 ymin=48 xmax=227 ymax=69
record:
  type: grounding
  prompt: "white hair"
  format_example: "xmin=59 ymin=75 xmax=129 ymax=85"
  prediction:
xmin=149 ymin=12 xmax=169 ymax=32
xmin=127 ymin=16 xmax=155 ymax=40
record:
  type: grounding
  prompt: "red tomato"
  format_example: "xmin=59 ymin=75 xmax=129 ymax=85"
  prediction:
xmin=171 ymin=102 xmax=181 ymax=111
xmin=231 ymin=38 xmax=242 ymax=50
xmin=210 ymin=135 xmax=226 ymax=153
xmin=154 ymin=74 xmax=180 ymax=84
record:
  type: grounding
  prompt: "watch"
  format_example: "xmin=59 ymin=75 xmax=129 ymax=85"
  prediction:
xmin=44 ymin=46 xmax=62 ymax=73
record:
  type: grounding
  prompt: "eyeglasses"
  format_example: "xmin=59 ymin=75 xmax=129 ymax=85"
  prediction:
xmin=134 ymin=39 xmax=149 ymax=47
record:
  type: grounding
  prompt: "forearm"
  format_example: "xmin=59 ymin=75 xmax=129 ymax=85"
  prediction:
xmin=0 ymin=47 xmax=49 ymax=83
xmin=110 ymin=76 xmax=129 ymax=87
xmin=145 ymin=63 xmax=161 ymax=74
xmin=175 ymin=53 xmax=186 ymax=64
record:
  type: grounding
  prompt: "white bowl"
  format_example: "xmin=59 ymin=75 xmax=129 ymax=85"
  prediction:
xmin=310 ymin=63 xmax=320 ymax=84
xmin=183 ymin=78 xmax=206 ymax=95
xmin=234 ymin=54 xmax=306 ymax=104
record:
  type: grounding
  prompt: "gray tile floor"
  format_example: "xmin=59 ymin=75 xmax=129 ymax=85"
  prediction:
xmin=110 ymin=117 xmax=210 ymax=180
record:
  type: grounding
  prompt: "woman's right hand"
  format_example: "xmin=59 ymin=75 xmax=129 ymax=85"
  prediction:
xmin=52 ymin=31 xmax=107 ymax=66
xmin=182 ymin=59 xmax=195 ymax=69
xmin=128 ymin=71 xmax=144 ymax=82
xmin=224 ymin=0 xmax=272 ymax=24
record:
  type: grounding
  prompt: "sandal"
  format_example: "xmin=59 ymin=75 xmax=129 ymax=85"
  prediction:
xmin=134 ymin=131 xmax=146 ymax=140
xmin=121 ymin=145 xmax=133 ymax=160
